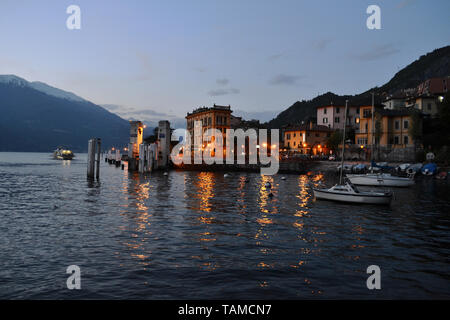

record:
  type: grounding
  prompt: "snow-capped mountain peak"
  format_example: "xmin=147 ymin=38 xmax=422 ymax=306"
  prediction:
xmin=0 ymin=74 xmax=86 ymax=102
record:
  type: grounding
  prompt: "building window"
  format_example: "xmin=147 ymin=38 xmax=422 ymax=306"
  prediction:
xmin=403 ymin=120 xmax=409 ymax=129
xmin=357 ymin=138 xmax=368 ymax=145
xmin=336 ymin=107 xmax=340 ymax=114
xmin=293 ymin=133 xmax=296 ymax=137
xmin=365 ymin=123 xmax=368 ymax=132
xmin=324 ymin=108 xmax=327 ymax=114
xmin=395 ymin=120 xmax=400 ymax=130
xmin=323 ymin=118 xmax=328 ymax=124
xmin=293 ymin=141 xmax=296 ymax=147
xmin=394 ymin=136 xmax=399 ymax=144
xmin=357 ymin=108 xmax=360 ymax=114
xmin=335 ymin=117 xmax=340 ymax=123
xmin=404 ymin=136 xmax=409 ymax=145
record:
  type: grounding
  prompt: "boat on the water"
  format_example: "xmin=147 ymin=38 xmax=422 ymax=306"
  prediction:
xmin=313 ymin=98 xmax=393 ymax=205
xmin=421 ymin=163 xmax=437 ymax=176
xmin=53 ymin=147 xmax=75 ymax=160
xmin=346 ymin=172 xmax=415 ymax=187
xmin=313 ymin=181 xmax=392 ymax=205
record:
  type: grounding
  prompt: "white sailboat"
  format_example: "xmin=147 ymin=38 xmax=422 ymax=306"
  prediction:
xmin=313 ymin=181 xmax=392 ymax=205
xmin=346 ymin=172 xmax=415 ymax=187
xmin=313 ymin=99 xmax=393 ymax=205
xmin=346 ymin=93 xmax=415 ymax=188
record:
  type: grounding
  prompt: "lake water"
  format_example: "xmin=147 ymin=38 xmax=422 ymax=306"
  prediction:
xmin=0 ymin=152 xmax=449 ymax=299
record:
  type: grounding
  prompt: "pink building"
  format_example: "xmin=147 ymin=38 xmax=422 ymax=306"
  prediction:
xmin=316 ymin=105 xmax=360 ymax=130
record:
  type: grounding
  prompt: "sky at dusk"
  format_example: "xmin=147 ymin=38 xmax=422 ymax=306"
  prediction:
xmin=1 ymin=0 xmax=449 ymax=125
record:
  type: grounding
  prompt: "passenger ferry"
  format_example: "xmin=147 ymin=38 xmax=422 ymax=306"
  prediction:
xmin=53 ymin=147 xmax=75 ymax=160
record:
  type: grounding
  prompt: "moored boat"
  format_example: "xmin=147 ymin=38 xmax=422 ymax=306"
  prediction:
xmin=347 ymin=172 xmax=415 ymax=187
xmin=421 ymin=163 xmax=437 ymax=176
xmin=313 ymin=181 xmax=392 ymax=205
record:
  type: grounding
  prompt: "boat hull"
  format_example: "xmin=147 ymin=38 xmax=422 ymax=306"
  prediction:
xmin=313 ymin=188 xmax=392 ymax=205
xmin=346 ymin=174 xmax=414 ymax=187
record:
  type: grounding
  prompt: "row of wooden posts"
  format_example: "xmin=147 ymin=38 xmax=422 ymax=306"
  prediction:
xmin=87 ymin=140 xmax=163 ymax=180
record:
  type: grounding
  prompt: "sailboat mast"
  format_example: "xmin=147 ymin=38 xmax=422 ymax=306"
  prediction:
xmin=339 ymin=100 xmax=348 ymax=185
xmin=371 ymin=92 xmax=375 ymax=160
xmin=371 ymin=92 xmax=375 ymax=173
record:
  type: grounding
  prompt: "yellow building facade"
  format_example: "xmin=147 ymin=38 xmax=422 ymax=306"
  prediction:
xmin=355 ymin=106 xmax=419 ymax=148
xmin=283 ymin=123 xmax=334 ymax=155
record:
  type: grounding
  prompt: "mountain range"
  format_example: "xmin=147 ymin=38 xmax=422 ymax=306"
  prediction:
xmin=0 ymin=75 xmax=129 ymax=152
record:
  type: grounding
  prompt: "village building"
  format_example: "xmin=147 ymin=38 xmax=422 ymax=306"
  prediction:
xmin=283 ymin=122 xmax=334 ymax=155
xmin=316 ymin=104 xmax=360 ymax=130
xmin=355 ymin=106 xmax=422 ymax=148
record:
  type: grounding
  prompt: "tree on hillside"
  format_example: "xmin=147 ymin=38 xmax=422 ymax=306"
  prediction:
xmin=327 ymin=130 xmax=343 ymax=155
xmin=408 ymin=110 xmax=423 ymax=150
xmin=374 ymin=113 xmax=383 ymax=160
xmin=438 ymin=93 xmax=450 ymax=145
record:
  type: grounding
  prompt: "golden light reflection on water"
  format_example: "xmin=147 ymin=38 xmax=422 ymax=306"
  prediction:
xmin=236 ymin=176 xmax=248 ymax=214
xmin=295 ymin=175 xmax=310 ymax=216
xmin=118 ymin=172 xmax=153 ymax=267
xmin=258 ymin=175 xmax=277 ymax=216
xmin=196 ymin=172 xmax=215 ymax=214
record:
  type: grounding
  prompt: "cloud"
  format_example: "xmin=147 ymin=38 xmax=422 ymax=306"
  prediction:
xmin=313 ymin=38 xmax=332 ymax=51
xmin=216 ymin=78 xmax=229 ymax=86
xmin=126 ymin=109 xmax=170 ymax=117
xmin=397 ymin=0 xmax=415 ymax=8
xmin=268 ymin=74 xmax=300 ymax=86
xmin=195 ymin=67 xmax=208 ymax=73
xmin=134 ymin=51 xmax=152 ymax=81
xmin=101 ymin=104 xmax=135 ymax=113
xmin=352 ymin=44 xmax=400 ymax=61
xmin=102 ymin=104 xmax=183 ymax=127
xmin=267 ymin=53 xmax=284 ymax=61
xmin=207 ymin=88 xmax=240 ymax=96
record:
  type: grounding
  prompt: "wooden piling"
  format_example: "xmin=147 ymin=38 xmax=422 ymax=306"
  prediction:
xmin=96 ymin=139 xmax=101 ymax=180
xmin=87 ymin=138 xmax=101 ymax=180
xmin=87 ymin=139 xmax=95 ymax=179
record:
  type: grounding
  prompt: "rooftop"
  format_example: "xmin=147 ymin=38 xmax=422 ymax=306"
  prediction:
xmin=284 ymin=123 xmax=334 ymax=132
xmin=186 ymin=104 xmax=232 ymax=117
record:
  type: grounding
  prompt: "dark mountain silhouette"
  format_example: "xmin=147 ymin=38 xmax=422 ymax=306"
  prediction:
xmin=0 ymin=76 xmax=129 ymax=152
xmin=266 ymin=46 xmax=450 ymax=128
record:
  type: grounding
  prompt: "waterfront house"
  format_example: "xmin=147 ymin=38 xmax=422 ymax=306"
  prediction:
xmin=283 ymin=122 xmax=334 ymax=155
xmin=316 ymin=104 xmax=360 ymax=130
xmin=355 ymin=106 xmax=422 ymax=148
xmin=185 ymin=104 xmax=232 ymax=159
xmin=405 ymin=94 xmax=440 ymax=117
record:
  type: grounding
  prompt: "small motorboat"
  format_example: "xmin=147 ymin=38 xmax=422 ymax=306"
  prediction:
xmin=336 ymin=164 xmax=354 ymax=173
xmin=421 ymin=163 xmax=437 ymax=176
xmin=406 ymin=163 xmax=423 ymax=174
xmin=346 ymin=172 xmax=415 ymax=187
xmin=353 ymin=163 xmax=368 ymax=173
xmin=53 ymin=147 xmax=75 ymax=160
xmin=435 ymin=171 xmax=448 ymax=180
xmin=313 ymin=180 xmax=392 ymax=205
